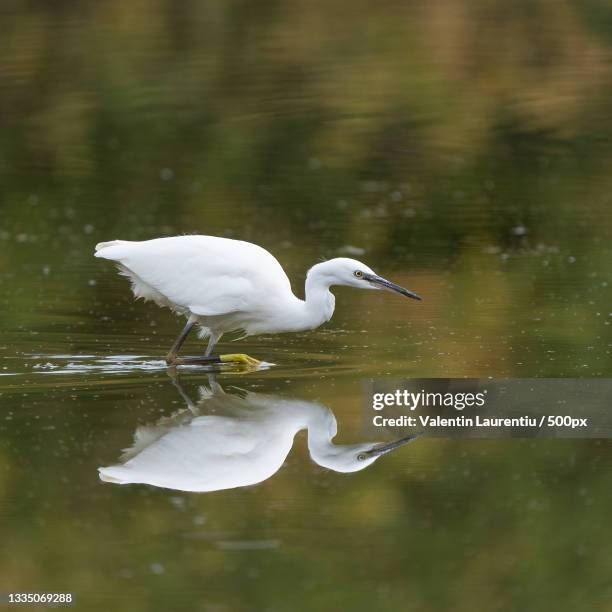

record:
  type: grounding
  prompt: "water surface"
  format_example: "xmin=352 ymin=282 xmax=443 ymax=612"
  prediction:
xmin=2 ymin=1 xmax=612 ymax=610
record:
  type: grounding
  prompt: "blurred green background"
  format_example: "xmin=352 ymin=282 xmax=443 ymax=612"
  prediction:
xmin=1 ymin=1 xmax=612 ymax=610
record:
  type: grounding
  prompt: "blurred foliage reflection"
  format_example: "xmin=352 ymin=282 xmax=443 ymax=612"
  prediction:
xmin=1 ymin=1 xmax=612 ymax=610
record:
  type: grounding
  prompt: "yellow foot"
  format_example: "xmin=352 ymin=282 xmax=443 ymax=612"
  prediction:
xmin=219 ymin=353 xmax=262 ymax=367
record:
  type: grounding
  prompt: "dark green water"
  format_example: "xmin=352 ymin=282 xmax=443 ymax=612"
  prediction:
xmin=2 ymin=2 xmax=612 ymax=610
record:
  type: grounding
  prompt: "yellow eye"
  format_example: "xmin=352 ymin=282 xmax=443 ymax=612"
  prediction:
xmin=354 ymin=270 xmax=363 ymax=278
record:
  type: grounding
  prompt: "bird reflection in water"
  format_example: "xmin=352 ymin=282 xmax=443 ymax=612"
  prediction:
xmin=99 ymin=375 xmax=420 ymax=493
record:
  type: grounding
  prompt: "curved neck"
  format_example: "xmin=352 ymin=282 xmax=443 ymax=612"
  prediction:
xmin=304 ymin=406 xmax=361 ymax=472
xmin=266 ymin=262 xmax=336 ymax=332
xmin=304 ymin=404 xmax=338 ymax=460
xmin=302 ymin=264 xmax=336 ymax=329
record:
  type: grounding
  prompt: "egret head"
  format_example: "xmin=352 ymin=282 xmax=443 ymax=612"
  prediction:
xmin=313 ymin=434 xmax=421 ymax=473
xmin=310 ymin=258 xmax=421 ymax=300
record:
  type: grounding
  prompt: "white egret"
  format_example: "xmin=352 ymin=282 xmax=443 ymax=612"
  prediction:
xmin=98 ymin=377 xmax=420 ymax=492
xmin=95 ymin=235 xmax=421 ymax=365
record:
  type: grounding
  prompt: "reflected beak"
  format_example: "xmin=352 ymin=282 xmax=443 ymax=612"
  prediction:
xmin=362 ymin=432 xmax=423 ymax=458
xmin=363 ymin=273 xmax=422 ymax=301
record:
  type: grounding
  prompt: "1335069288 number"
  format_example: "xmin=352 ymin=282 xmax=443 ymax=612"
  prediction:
xmin=3 ymin=592 xmax=74 ymax=605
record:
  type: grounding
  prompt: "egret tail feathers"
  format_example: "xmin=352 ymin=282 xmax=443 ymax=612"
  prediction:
xmin=98 ymin=465 xmax=132 ymax=484
xmin=94 ymin=240 xmax=129 ymax=254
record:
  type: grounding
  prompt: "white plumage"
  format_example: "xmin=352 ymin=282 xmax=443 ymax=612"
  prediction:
xmin=98 ymin=382 xmax=419 ymax=492
xmin=96 ymin=236 xmax=290 ymax=319
xmin=95 ymin=235 xmax=420 ymax=364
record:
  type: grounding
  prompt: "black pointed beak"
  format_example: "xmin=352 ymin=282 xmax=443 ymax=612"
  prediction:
xmin=362 ymin=432 xmax=423 ymax=458
xmin=363 ymin=273 xmax=422 ymax=301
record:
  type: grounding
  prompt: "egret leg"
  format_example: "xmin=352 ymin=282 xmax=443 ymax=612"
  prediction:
xmin=169 ymin=332 xmax=225 ymax=366
xmin=204 ymin=332 xmax=221 ymax=357
xmin=167 ymin=325 xmax=261 ymax=368
xmin=165 ymin=319 xmax=195 ymax=365
xmin=210 ymin=333 xmax=262 ymax=365
xmin=168 ymin=371 xmax=198 ymax=414
xmin=219 ymin=354 xmax=262 ymax=366
xmin=166 ymin=330 xmax=228 ymax=366
xmin=170 ymin=353 xmax=261 ymax=367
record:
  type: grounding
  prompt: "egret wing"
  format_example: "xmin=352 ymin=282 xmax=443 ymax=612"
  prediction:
xmin=99 ymin=416 xmax=273 ymax=491
xmin=95 ymin=235 xmax=293 ymax=316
